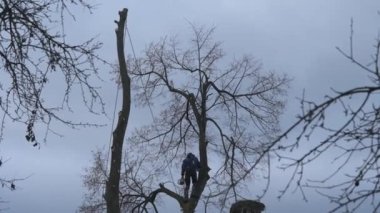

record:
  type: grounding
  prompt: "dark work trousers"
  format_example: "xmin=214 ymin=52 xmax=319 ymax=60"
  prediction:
xmin=184 ymin=169 xmax=197 ymax=199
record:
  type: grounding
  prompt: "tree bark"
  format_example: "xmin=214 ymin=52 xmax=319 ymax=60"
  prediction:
xmin=105 ymin=8 xmax=130 ymax=213
xmin=179 ymin=85 xmax=210 ymax=212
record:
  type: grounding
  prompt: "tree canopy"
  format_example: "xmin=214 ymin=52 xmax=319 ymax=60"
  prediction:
xmin=81 ymin=25 xmax=289 ymax=213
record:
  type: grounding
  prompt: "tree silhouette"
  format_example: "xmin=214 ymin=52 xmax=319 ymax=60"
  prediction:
xmin=82 ymin=25 xmax=289 ymax=212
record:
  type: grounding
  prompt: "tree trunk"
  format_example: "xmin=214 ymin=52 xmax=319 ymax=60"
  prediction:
xmin=180 ymin=85 xmax=210 ymax=213
xmin=105 ymin=8 xmax=130 ymax=213
xmin=181 ymin=200 xmax=197 ymax=213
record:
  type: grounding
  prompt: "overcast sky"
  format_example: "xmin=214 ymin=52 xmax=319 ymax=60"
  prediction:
xmin=1 ymin=0 xmax=380 ymax=212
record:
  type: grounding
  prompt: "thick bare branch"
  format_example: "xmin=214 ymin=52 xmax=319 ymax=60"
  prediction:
xmin=127 ymin=25 xmax=289 ymax=212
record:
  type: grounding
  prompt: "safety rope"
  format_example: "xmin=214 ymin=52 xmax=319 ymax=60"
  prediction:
xmin=103 ymin=22 xmax=180 ymax=196
xmin=126 ymin=26 xmax=179 ymax=193
xmin=105 ymin=83 xmax=120 ymax=174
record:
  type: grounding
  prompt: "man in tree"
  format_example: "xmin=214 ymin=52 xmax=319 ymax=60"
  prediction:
xmin=81 ymin=26 xmax=288 ymax=212
xmin=181 ymin=152 xmax=200 ymax=199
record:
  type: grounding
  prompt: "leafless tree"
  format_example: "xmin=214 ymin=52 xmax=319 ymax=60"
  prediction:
xmin=0 ymin=0 xmax=106 ymax=146
xmin=267 ymin=19 xmax=380 ymax=213
xmin=80 ymin=149 xmax=163 ymax=213
xmin=81 ymin=25 xmax=289 ymax=212
xmin=103 ymin=8 xmax=132 ymax=213
xmin=81 ymin=8 xmax=132 ymax=213
xmin=117 ymin=25 xmax=289 ymax=213
xmin=80 ymin=151 xmax=108 ymax=213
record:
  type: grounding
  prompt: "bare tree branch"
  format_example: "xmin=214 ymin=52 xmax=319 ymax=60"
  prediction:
xmin=126 ymin=25 xmax=289 ymax=212
xmin=267 ymin=18 xmax=380 ymax=213
xmin=0 ymin=0 xmax=107 ymax=145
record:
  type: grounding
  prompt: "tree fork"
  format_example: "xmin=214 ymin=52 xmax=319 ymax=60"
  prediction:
xmin=105 ymin=8 xmax=131 ymax=213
